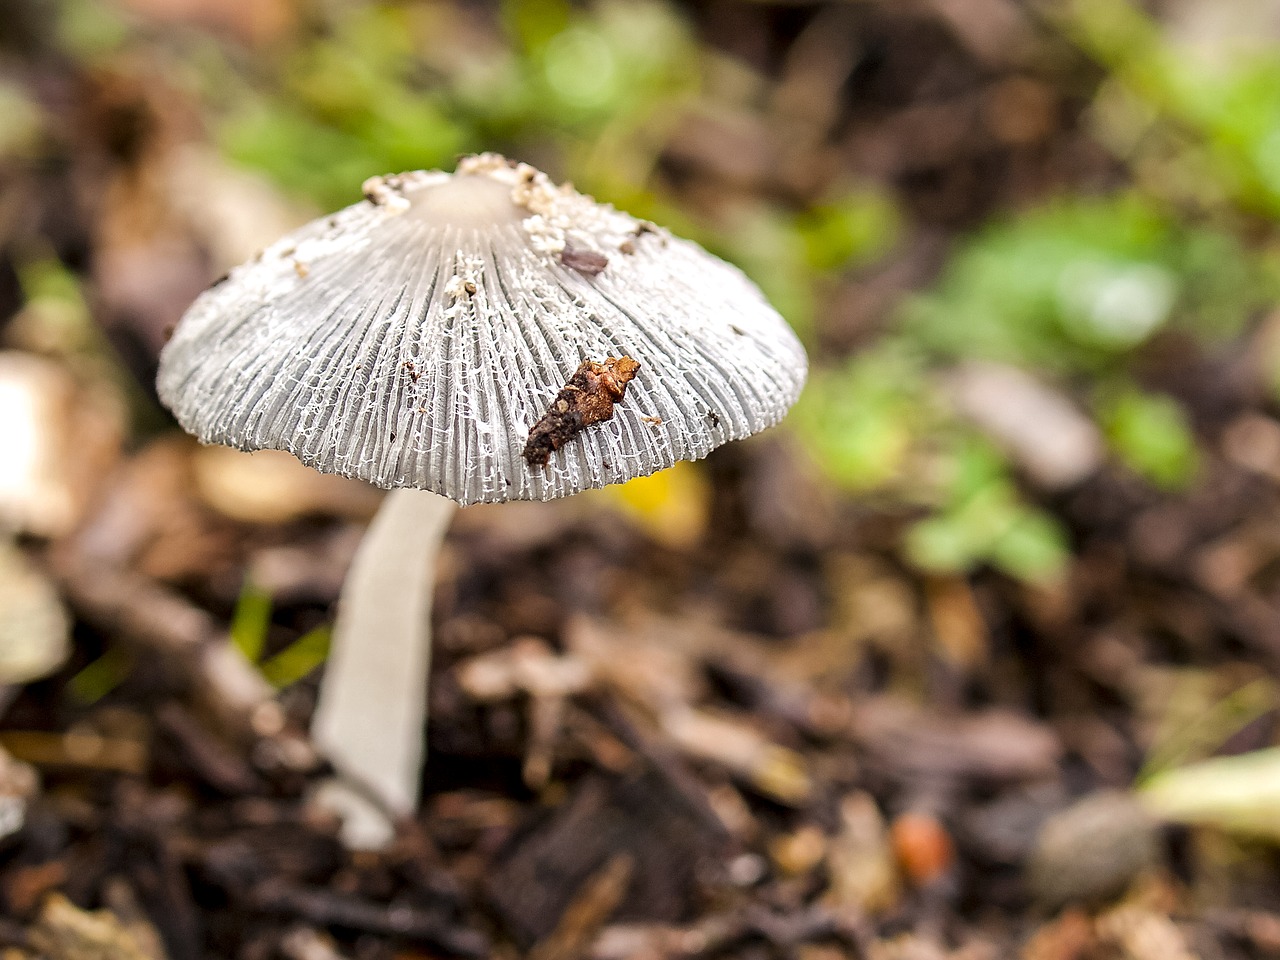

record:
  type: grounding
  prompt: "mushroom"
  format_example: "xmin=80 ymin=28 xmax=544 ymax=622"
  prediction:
xmin=156 ymin=153 xmax=807 ymax=846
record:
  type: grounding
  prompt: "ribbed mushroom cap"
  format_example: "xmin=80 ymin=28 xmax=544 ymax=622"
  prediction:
xmin=157 ymin=154 xmax=807 ymax=505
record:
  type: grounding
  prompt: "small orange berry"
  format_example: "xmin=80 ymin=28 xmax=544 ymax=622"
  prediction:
xmin=890 ymin=811 xmax=955 ymax=887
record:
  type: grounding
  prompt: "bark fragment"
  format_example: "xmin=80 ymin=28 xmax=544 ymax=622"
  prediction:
xmin=523 ymin=358 xmax=641 ymax=467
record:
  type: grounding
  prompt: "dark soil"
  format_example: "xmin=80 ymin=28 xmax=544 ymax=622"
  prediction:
xmin=3 ymin=2 xmax=1280 ymax=959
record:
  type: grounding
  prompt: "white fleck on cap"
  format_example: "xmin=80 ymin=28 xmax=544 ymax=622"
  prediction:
xmin=157 ymin=154 xmax=808 ymax=505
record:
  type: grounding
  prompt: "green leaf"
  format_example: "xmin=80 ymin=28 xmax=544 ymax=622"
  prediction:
xmin=229 ymin=580 xmax=273 ymax=664
xmin=1099 ymin=387 xmax=1199 ymax=490
xmin=989 ymin=509 xmax=1070 ymax=583
xmin=259 ymin=626 xmax=332 ymax=688
xmin=66 ymin=648 xmax=133 ymax=706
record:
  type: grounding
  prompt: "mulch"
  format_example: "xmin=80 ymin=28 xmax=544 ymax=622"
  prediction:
xmin=4 ymin=1 xmax=1280 ymax=958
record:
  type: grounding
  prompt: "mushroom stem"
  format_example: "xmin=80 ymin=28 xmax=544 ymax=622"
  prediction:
xmin=310 ymin=487 xmax=458 ymax=848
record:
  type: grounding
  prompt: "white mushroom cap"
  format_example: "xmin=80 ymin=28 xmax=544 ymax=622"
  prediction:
xmin=157 ymin=154 xmax=808 ymax=506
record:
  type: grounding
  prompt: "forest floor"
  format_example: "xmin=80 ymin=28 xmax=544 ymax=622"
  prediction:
xmin=4 ymin=1 xmax=1280 ymax=958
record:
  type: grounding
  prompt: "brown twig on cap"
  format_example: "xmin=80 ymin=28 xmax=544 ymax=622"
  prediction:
xmin=523 ymin=357 xmax=640 ymax=467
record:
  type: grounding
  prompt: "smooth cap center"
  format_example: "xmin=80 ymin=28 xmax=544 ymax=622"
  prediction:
xmin=403 ymin=173 xmax=523 ymax=227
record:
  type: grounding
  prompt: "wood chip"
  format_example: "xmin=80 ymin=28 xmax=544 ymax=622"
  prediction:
xmin=528 ymin=853 xmax=633 ymax=960
xmin=28 ymin=893 xmax=164 ymax=960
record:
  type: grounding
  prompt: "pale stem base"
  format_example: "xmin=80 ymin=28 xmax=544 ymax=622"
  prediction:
xmin=310 ymin=487 xmax=458 ymax=848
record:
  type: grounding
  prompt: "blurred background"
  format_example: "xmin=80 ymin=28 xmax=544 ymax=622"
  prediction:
xmin=5 ymin=0 xmax=1280 ymax=957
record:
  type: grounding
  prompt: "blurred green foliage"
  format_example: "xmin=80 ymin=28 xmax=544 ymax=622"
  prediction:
xmin=213 ymin=0 xmax=898 ymax=342
xmin=793 ymin=348 xmax=925 ymax=494
xmin=1065 ymin=0 xmax=1280 ymax=217
xmin=26 ymin=0 xmax=1280 ymax=582
xmin=229 ymin=579 xmax=274 ymax=664
xmin=1099 ymin=386 xmax=1200 ymax=490
xmin=54 ymin=0 xmax=132 ymax=58
xmin=66 ymin=647 xmax=134 ymax=706
xmin=800 ymin=0 xmax=1280 ymax=580
xmin=0 ymin=80 xmax=43 ymax=158
xmin=259 ymin=626 xmax=332 ymax=689
xmin=695 ymin=196 xmax=898 ymax=343
xmin=904 ymin=439 xmax=1070 ymax=583
xmin=796 ymin=357 xmax=1070 ymax=582
xmin=1140 ymin=677 xmax=1277 ymax=784
xmin=217 ymin=0 xmax=699 ymax=211
xmin=906 ymin=195 xmax=1265 ymax=369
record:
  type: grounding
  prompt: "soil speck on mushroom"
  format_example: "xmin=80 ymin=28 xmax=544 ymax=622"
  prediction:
xmin=523 ymin=357 xmax=641 ymax=467
xmin=560 ymin=244 xmax=609 ymax=276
